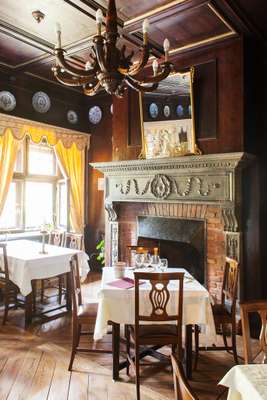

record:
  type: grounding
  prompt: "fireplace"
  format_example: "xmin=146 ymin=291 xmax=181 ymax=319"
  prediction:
xmin=136 ymin=216 xmax=205 ymax=283
xmin=91 ymin=152 xmax=254 ymax=300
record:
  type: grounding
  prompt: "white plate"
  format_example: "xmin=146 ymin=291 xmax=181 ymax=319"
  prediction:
xmin=0 ymin=91 xmax=16 ymax=111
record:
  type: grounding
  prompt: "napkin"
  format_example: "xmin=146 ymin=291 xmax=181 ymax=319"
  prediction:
xmin=108 ymin=277 xmax=144 ymax=289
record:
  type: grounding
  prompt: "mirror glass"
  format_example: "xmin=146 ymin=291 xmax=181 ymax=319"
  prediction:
xmin=139 ymin=68 xmax=199 ymax=159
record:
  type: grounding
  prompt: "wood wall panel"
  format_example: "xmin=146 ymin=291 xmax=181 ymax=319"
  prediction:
xmin=112 ymin=38 xmax=244 ymax=159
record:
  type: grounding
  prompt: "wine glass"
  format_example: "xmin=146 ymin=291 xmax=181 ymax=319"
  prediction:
xmin=143 ymin=253 xmax=152 ymax=269
xmin=135 ymin=253 xmax=144 ymax=269
xmin=159 ymin=258 xmax=168 ymax=272
xmin=150 ymin=254 xmax=160 ymax=270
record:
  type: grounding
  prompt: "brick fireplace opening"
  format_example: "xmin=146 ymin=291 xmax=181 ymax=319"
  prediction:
xmin=117 ymin=202 xmax=225 ymax=299
xmin=136 ymin=216 xmax=205 ymax=283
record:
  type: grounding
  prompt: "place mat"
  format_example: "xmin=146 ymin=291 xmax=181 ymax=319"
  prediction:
xmin=107 ymin=277 xmax=145 ymax=289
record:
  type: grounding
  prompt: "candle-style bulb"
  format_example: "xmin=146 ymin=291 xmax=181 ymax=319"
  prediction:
xmin=152 ymin=59 xmax=159 ymax=76
xmin=55 ymin=22 xmax=62 ymax=48
xmin=163 ymin=38 xmax=170 ymax=52
xmin=142 ymin=18 xmax=149 ymax=33
xmin=96 ymin=8 xmax=103 ymax=24
xmin=85 ymin=61 xmax=91 ymax=71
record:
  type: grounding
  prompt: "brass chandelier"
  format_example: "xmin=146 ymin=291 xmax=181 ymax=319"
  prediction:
xmin=52 ymin=0 xmax=173 ymax=97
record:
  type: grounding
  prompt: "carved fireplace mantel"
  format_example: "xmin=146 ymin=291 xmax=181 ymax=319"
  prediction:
xmin=91 ymin=152 xmax=254 ymax=270
xmin=91 ymin=152 xmax=253 ymax=229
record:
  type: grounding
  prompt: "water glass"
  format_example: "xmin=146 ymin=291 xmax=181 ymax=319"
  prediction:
xmin=135 ymin=253 xmax=144 ymax=269
xmin=150 ymin=254 xmax=160 ymax=270
xmin=159 ymin=258 xmax=168 ymax=272
xmin=143 ymin=253 xmax=152 ymax=269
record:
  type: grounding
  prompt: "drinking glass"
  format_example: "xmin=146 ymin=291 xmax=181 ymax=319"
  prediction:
xmin=135 ymin=253 xmax=144 ymax=269
xmin=150 ymin=254 xmax=160 ymax=270
xmin=143 ymin=253 xmax=152 ymax=269
xmin=159 ymin=258 xmax=168 ymax=272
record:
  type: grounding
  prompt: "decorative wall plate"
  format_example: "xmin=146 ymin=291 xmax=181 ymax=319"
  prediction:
xmin=149 ymin=103 xmax=159 ymax=119
xmin=176 ymin=104 xmax=184 ymax=117
xmin=67 ymin=110 xmax=78 ymax=124
xmin=163 ymin=105 xmax=171 ymax=118
xmin=32 ymin=91 xmax=51 ymax=113
xmin=88 ymin=105 xmax=102 ymax=124
xmin=0 ymin=91 xmax=16 ymax=111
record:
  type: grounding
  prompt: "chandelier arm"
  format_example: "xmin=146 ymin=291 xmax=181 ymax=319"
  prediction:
xmin=122 ymin=45 xmax=150 ymax=77
xmin=83 ymin=81 xmax=101 ymax=96
xmin=125 ymin=76 xmax=158 ymax=92
xmin=94 ymin=38 xmax=108 ymax=73
xmin=55 ymin=49 xmax=97 ymax=77
xmin=140 ymin=63 xmax=173 ymax=84
xmin=53 ymin=68 xmax=93 ymax=87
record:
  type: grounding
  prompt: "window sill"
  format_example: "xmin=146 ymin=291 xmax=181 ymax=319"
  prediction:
xmin=0 ymin=231 xmax=42 ymax=242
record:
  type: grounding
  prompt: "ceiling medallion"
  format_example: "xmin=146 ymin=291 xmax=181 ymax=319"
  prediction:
xmin=51 ymin=0 xmax=173 ymax=97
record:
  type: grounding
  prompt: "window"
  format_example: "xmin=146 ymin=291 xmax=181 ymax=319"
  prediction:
xmin=0 ymin=139 xmax=68 ymax=232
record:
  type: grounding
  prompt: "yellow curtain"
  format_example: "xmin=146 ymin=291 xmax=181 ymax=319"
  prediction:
xmin=54 ymin=141 xmax=85 ymax=233
xmin=0 ymin=128 xmax=19 ymax=215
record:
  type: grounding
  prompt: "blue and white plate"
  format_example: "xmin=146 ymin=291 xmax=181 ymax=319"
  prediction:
xmin=89 ymin=106 xmax=102 ymax=124
xmin=149 ymin=103 xmax=159 ymax=118
xmin=67 ymin=110 xmax=78 ymax=124
xmin=176 ymin=104 xmax=184 ymax=117
xmin=32 ymin=91 xmax=51 ymax=113
xmin=0 ymin=91 xmax=16 ymax=111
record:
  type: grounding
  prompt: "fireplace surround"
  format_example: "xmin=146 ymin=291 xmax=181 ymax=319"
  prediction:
xmin=91 ymin=152 xmax=254 ymax=300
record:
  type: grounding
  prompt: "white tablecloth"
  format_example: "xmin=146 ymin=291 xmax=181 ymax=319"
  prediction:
xmin=219 ymin=365 xmax=267 ymax=400
xmin=94 ymin=267 xmax=216 ymax=341
xmin=0 ymin=239 xmax=89 ymax=296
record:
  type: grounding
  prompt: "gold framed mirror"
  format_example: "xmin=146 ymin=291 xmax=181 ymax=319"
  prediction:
xmin=139 ymin=67 xmax=200 ymax=159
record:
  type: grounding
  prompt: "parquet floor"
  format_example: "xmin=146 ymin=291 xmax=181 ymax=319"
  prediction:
xmin=0 ymin=275 xmax=258 ymax=400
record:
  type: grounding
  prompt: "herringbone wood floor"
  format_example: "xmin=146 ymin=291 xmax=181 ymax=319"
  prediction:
xmin=0 ymin=275 xmax=258 ymax=400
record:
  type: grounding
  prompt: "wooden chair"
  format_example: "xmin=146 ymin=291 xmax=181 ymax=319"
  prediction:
xmin=195 ymin=257 xmax=239 ymax=368
xmin=63 ymin=232 xmax=84 ymax=250
xmin=240 ymin=300 xmax=267 ymax=364
xmin=126 ymin=271 xmax=184 ymax=400
xmin=68 ymin=254 xmax=112 ymax=371
xmin=171 ymin=354 xmax=199 ymax=400
xmin=39 ymin=230 xmax=65 ymax=304
xmin=0 ymin=243 xmax=21 ymax=324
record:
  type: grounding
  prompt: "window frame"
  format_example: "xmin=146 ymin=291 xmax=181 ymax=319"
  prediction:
xmin=0 ymin=137 xmax=67 ymax=233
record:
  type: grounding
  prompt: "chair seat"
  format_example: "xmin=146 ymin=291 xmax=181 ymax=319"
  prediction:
xmin=77 ymin=302 xmax=98 ymax=320
xmin=129 ymin=324 xmax=178 ymax=340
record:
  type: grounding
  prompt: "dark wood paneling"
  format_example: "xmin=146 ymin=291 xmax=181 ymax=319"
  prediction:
xmin=194 ymin=59 xmax=217 ymax=139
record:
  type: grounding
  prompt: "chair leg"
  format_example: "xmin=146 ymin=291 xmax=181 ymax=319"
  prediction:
xmin=125 ymin=325 xmax=130 ymax=376
xmin=2 ymin=298 xmax=9 ymax=325
xmin=194 ymin=324 xmax=199 ymax=371
xmin=68 ymin=322 xmax=80 ymax=371
xmin=40 ymin=280 xmax=45 ymax=303
xmin=58 ymin=276 xmax=63 ymax=305
xmin=231 ymin=326 xmax=238 ymax=364
xmin=135 ymin=343 xmax=140 ymax=400
xmin=222 ymin=324 xmax=228 ymax=349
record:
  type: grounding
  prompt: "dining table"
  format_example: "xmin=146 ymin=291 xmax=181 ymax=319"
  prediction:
xmin=94 ymin=266 xmax=216 ymax=379
xmin=219 ymin=364 xmax=267 ymax=400
xmin=0 ymin=239 xmax=89 ymax=327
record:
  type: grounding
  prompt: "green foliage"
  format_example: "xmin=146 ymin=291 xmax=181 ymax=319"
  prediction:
xmin=96 ymin=239 xmax=105 ymax=265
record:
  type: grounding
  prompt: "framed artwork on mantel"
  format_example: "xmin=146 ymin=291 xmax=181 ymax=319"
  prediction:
xmin=139 ymin=67 xmax=201 ymax=159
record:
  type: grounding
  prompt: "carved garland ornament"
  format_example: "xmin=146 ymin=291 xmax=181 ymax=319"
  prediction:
xmin=116 ymin=174 xmax=220 ymax=200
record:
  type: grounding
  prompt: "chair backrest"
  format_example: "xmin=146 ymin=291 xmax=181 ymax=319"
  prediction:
xmin=70 ymin=254 xmax=82 ymax=317
xmin=221 ymin=257 xmax=239 ymax=315
xmin=0 ymin=243 xmax=9 ymax=283
xmin=48 ymin=230 xmax=64 ymax=246
xmin=171 ymin=354 xmax=199 ymax=400
xmin=240 ymin=300 xmax=267 ymax=364
xmin=64 ymin=232 xmax=83 ymax=250
xmin=134 ymin=271 xmax=184 ymax=352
